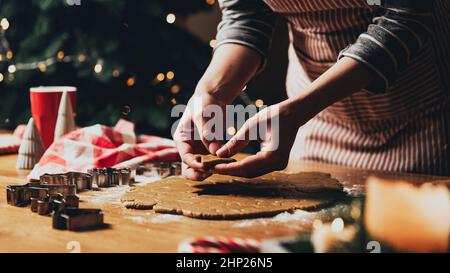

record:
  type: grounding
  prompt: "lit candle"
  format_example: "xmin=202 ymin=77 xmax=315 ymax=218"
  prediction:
xmin=365 ymin=177 xmax=450 ymax=252
xmin=311 ymin=221 xmax=356 ymax=253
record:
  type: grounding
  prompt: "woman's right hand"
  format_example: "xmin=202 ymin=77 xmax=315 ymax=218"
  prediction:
xmin=173 ymin=44 xmax=263 ymax=180
xmin=173 ymin=88 xmax=228 ymax=181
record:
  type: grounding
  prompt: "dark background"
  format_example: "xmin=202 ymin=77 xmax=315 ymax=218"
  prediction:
xmin=0 ymin=0 xmax=288 ymax=138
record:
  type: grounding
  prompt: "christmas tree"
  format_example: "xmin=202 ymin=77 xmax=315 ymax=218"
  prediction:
xmin=0 ymin=0 xmax=213 ymax=136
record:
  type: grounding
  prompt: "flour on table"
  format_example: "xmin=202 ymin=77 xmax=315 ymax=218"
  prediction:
xmin=233 ymin=210 xmax=316 ymax=227
xmin=83 ymin=177 xmax=161 ymax=205
xmin=126 ymin=213 xmax=183 ymax=224
xmin=149 ymin=214 xmax=184 ymax=223
xmin=233 ymin=203 xmax=354 ymax=228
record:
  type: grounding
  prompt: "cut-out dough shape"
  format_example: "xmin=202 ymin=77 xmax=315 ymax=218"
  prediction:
xmin=194 ymin=154 xmax=236 ymax=168
xmin=121 ymin=172 xmax=344 ymax=219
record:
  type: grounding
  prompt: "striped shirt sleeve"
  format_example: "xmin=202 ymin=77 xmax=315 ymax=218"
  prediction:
xmin=216 ymin=0 xmax=276 ymax=66
xmin=338 ymin=0 xmax=435 ymax=93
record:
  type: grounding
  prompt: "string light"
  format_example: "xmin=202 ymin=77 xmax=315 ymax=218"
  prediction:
xmin=77 ymin=54 xmax=86 ymax=62
xmin=57 ymin=51 xmax=65 ymax=60
xmin=112 ymin=69 xmax=120 ymax=77
xmin=166 ymin=71 xmax=174 ymax=80
xmin=166 ymin=13 xmax=176 ymax=24
xmin=126 ymin=76 xmax=136 ymax=86
xmin=331 ymin=218 xmax=344 ymax=233
xmin=0 ymin=15 xmax=84 ymax=74
xmin=227 ymin=126 xmax=236 ymax=135
xmin=0 ymin=47 xmax=99 ymax=76
xmin=7 ymin=64 xmax=16 ymax=73
xmin=0 ymin=18 xmax=9 ymax=30
xmin=6 ymin=50 xmax=13 ymax=60
xmin=206 ymin=0 xmax=216 ymax=5
xmin=170 ymin=84 xmax=180 ymax=94
xmin=38 ymin=63 xmax=47 ymax=72
xmin=255 ymin=99 xmax=264 ymax=107
xmin=156 ymin=72 xmax=165 ymax=81
xmin=0 ymin=13 xmax=213 ymax=103
xmin=209 ymin=39 xmax=217 ymax=48
xmin=94 ymin=63 xmax=103 ymax=73
xmin=0 ymin=14 xmax=184 ymax=98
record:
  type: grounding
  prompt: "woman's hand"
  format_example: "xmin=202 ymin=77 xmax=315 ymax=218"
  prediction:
xmin=211 ymin=99 xmax=307 ymax=178
xmin=208 ymin=57 xmax=377 ymax=178
xmin=173 ymin=44 xmax=263 ymax=181
xmin=173 ymin=90 xmax=227 ymax=181
xmin=175 ymin=47 xmax=375 ymax=180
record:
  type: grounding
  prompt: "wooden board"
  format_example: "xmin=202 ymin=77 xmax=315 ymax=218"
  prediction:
xmin=0 ymin=153 xmax=448 ymax=253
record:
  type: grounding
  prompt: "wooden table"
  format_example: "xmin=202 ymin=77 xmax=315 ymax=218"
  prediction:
xmin=0 ymin=153 xmax=447 ymax=253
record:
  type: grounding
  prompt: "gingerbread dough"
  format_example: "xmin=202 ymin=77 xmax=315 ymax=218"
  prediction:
xmin=194 ymin=154 xmax=236 ymax=168
xmin=121 ymin=171 xmax=344 ymax=219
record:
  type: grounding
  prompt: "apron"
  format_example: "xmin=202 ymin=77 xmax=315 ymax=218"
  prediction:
xmin=263 ymin=0 xmax=450 ymax=175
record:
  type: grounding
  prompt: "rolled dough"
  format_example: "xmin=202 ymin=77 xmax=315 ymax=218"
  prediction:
xmin=121 ymin=171 xmax=344 ymax=219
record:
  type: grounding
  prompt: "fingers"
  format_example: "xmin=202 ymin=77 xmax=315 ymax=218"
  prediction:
xmin=176 ymin=141 xmax=214 ymax=171
xmin=216 ymin=117 xmax=255 ymax=157
xmin=182 ymin=162 xmax=212 ymax=181
xmin=211 ymin=151 xmax=288 ymax=178
xmin=215 ymin=137 xmax=249 ymax=158
xmin=193 ymin=113 xmax=223 ymax=155
xmin=182 ymin=152 xmax=204 ymax=169
xmin=190 ymin=97 xmax=226 ymax=155
xmin=174 ymin=114 xmax=211 ymax=170
xmin=175 ymin=101 xmax=221 ymax=155
xmin=174 ymin=126 xmax=207 ymax=171
xmin=205 ymin=139 xmax=222 ymax=155
xmin=177 ymin=143 xmax=211 ymax=180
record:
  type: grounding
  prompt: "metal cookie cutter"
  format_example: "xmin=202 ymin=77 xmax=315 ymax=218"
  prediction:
xmin=29 ymin=187 xmax=51 ymax=213
xmin=89 ymin=168 xmax=106 ymax=187
xmin=30 ymin=184 xmax=77 ymax=197
xmin=171 ymin=162 xmax=182 ymax=176
xmin=40 ymin=172 xmax=92 ymax=192
xmin=88 ymin=167 xmax=131 ymax=188
xmin=53 ymin=194 xmax=79 ymax=211
xmin=31 ymin=193 xmax=80 ymax=215
xmin=136 ymin=162 xmax=180 ymax=178
xmin=6 ymin=182 xmax=40 ymax=207
xmin=6 ymin=182 xmax=75 ymax=207
xmin=118 ymin=168 xmax=132 ymax=185
xmin=53 ymin=207 xmax=104 ymax=231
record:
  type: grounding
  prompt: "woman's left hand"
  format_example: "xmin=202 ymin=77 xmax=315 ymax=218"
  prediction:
xmin=211 ymin=99 xmax=307 ymax=178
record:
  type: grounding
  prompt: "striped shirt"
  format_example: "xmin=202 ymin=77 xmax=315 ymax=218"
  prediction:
xmin=216 ymin=0 xmax=450 ymax=175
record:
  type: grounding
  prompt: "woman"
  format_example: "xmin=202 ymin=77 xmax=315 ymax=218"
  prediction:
xmin=174 ymin=0 xmax=450 ymax=180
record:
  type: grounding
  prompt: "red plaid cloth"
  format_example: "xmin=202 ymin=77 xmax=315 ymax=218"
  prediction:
xmin=28 ymin=119 xmax=180 ymax=180
xmin=0 ymin=125 xmax=26 ymax=154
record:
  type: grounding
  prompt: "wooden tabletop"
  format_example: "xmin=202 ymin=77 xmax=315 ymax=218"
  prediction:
xmin=0 ymin=153 xmax=448 ymax=253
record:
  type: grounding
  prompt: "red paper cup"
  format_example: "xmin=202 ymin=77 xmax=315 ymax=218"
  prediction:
xmin=30 ymin=86 xmax=77 ymax=148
